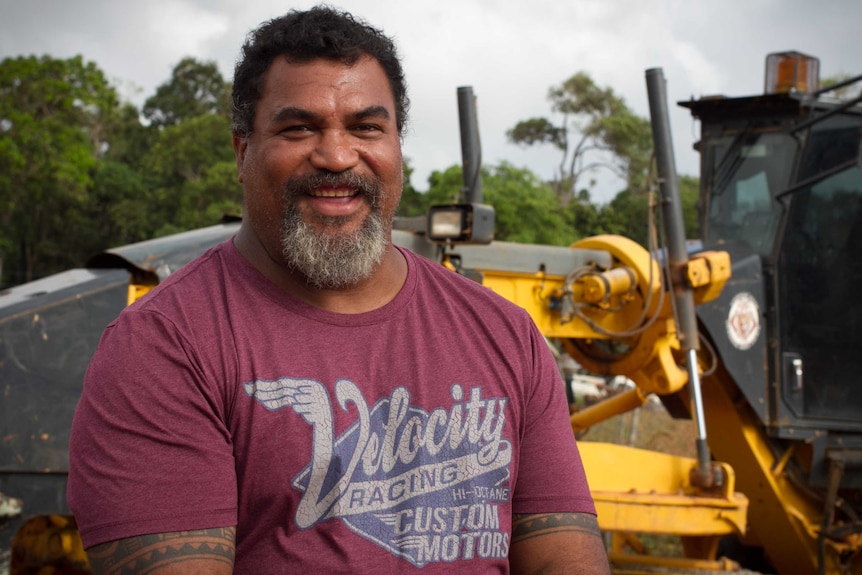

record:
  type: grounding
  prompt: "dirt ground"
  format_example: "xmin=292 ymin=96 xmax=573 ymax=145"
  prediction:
xmin=580 ymin=398 xmax=697 ymax=457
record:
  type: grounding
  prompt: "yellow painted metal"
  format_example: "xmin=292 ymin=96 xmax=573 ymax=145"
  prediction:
xmin=470 ymin=233 xmax=859 ymax=573
xmin=479 ymin=268 xmax=654 ymax=341
xmin=687 ymin=250 xmax=731 ymax=304
xmin=478 ymin=235 xmax=666 ymax=343
xmin=610 ymin=551 xmax=743 ymax=573
xmin=11 ymin=514 xmax=91 ymax=574
xmin=580 ymin=267 xmax=636 ymax=306
xmin=440 ymin=254 xmax=458 ymax=273
xmin=478 ymin=238 xmax=729 ymax=377
xmin=572 ymin=235 xmax=663 ymax=308
xmin=127 ymin=282 xmax=155 ymax=305
xmin=561 ymin=235 xmax=692 ymax=397
xmin=578 ymin=442 xmax=748 ymax=537
xmin=565 ymin=317 xmax=690 ymax=397
xmin=126 ymin=268 xmax=160 ymax=305
xmin=457 ymin=235 xmax=758 ymax=571
xmin=700 ymin=368 xmax=848 ymax=575
xmin=571 ymin=388 xmax=650 ymax=434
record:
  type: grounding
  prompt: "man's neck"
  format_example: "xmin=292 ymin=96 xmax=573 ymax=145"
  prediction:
xmin=233 ymin=227 xmax=408 ymax=314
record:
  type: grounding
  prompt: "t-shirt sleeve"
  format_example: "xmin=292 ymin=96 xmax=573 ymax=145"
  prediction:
xmin=67 ymin=308 xmax=237 ymax=548
xmin=510 ymin=320 xmax=596 ymax=516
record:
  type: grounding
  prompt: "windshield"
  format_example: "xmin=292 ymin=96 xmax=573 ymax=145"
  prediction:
xmin=702 ymin=129 xmax=797 ymax=257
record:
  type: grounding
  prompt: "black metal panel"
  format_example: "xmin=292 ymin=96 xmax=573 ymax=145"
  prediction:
xmin=680 ymin=93 xmax=807 ymax=122
xmin=0 ymin=268 xmax=130 ymax=563
xmin=775 ymin=162 xmax=862 ymax=431
xmin=696 ymin=243 xmax=770 ymax=426
xmin=0 ymin=269 xmax=129 ymax=474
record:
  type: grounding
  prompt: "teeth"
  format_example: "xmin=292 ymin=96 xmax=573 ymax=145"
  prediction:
xmin=311 ymin=189 xmax=356 ymax=198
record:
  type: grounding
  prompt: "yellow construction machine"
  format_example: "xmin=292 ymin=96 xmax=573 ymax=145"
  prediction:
xmin=2 ymin=53 xmax=861 ymax=574
xmin=417 ymin=54 xmax=862 ymax=574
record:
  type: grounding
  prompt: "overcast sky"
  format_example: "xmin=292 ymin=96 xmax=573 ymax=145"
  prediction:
xmin=2 ymin=0 xmax=859 ymax=203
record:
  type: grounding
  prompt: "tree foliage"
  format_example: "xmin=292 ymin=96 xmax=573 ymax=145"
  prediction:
xmin=400 ymin=156 xmax=702 ymax=251
xmin=0 ymin=55 xmax=118 ymax=284
xmin=599 ymin=175 xmax=700 ymax=247
xmin=507 ymin=72 xmax=653 ymax=206
xmin=422 ymin=163 xmax=573 ymax=245
xmin=0 ymin=55 xmax=241 ymax=288
xmin=0 ymin=53 xmax=701 ymax=289
xmin=142 ymin=57 xmax=231 ymax=128
xmin=396 ymin=159 xmax=427 ymax=218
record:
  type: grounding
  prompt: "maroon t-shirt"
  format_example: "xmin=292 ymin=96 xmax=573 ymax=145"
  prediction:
xmin=68 ymin=240 xmax=595 ymax=573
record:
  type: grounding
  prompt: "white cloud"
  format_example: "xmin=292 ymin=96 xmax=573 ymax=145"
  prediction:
xmin=144 ymin=1 xmax=230 ymax=59
xmin=672 ymin=42 xmax=723 ymax=98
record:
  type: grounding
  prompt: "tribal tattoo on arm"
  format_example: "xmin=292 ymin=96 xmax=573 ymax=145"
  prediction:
xmin=86 ymin=527 xmax=236 ymax=575
xmin=510 ymin=513 xmax=610 ymax=574
xmin=511 ymin=512 xmax=601 ymax=543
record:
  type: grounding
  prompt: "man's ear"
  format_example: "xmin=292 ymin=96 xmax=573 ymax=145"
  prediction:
xmin=232 ymin=132 xmax=248 ymax=183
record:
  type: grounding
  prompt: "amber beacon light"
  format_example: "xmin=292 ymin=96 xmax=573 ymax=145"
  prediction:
xmin=764 ymin=51 xmax=820 ymax=94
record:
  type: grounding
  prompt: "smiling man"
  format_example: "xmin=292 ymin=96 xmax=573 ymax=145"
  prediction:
xmin=68 ymin=6 xmax=610 ymax=574
xmin=233 ymin=53 xmax=406 ymax=310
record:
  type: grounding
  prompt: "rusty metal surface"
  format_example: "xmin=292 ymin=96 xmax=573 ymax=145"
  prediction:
xmin=86 ymin=221 xmax=241 ymax=282
xmin=0 ymin=269 xmax=131 ymax=571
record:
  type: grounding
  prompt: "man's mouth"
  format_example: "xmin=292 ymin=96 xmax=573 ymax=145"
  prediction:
xmin=283 ymin=171 xmax=381 ymax=211
xmin=310 ymin=188 xmax=359 ymax=198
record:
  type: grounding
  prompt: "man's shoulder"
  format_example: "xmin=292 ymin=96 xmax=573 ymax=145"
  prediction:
xmin=138 ymin=241 xmax=233 ymax=302
xmin=114 ymin=240 xmax=237 ymax=328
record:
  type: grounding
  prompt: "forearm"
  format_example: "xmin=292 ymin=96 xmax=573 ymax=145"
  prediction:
xmin=509 ymin=513 xmax=610 ymax=575
xmin=86 ymin=527 xmax=236 ymax=575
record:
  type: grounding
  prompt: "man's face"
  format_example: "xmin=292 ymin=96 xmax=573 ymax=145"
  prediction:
xmin=234 ymin=55 xmax=403 ymax=289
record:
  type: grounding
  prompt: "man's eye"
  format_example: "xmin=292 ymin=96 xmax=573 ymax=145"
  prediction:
xmin=353 ymin=124 xmax=381 ymax=135
xmin=282 ymin=125 xmax=312 ymax=135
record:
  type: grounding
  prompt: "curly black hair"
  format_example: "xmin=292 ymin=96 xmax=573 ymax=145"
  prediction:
xmin=231 ymin=5 xmax=409 ymax=137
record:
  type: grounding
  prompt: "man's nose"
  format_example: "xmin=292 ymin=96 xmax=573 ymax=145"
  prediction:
xmin=310 ymin=129 xmax=360 ymax=172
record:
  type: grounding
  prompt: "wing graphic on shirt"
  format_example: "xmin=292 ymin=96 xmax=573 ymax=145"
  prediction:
xmin=393 ymin=535 xmax=428 ymax=558
xmin=376 ymin=512 xmax=401 ymax=529
xmin=244 ymin=376 xmax=372 ymax=530
xmin=243 ymin=377 xmax=327 ymax=424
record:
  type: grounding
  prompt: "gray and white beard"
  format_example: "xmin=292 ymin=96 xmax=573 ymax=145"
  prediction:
xmin=279 ymin=173 xmax=389 ymax=290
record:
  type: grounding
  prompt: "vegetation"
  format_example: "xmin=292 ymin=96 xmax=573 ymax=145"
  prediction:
xmin=397 ymin=164 xmax=699 ymax=248
xmin=0 ymin=55 xmax=240 ymax=287
xmin=0 ymin=54 xmax=699 ymax=289
xmin=506 ymin=72 xmax=653 ymax=206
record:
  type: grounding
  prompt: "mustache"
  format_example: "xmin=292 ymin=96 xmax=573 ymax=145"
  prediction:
xmin=282 ymin=170 xmax=383 ymax=206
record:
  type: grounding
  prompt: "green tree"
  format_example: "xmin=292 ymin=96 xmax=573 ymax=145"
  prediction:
xmin=395 ymin=158 xmax=427 ymax=217
xmin=679 ymin=175 xmax=701 ymax=239
xmin=138 ymin=58 xmax=240 ymax=237
xmin=600 ymin=175 xmax=700 ymax=248
xmin=142 ymin=114 xmax=241 ymax=236
xmin=424 ymin=162 xmax=573 ymax=245
xmin=507 ymin=72 xmax=652 ymax=206
xmin=0 ymin=55 xmax=119 ymax=286
xmin=567 ymin=189 xmax=616 ymax=241
xmin=86 ymin=160 xmax=153 ymax=247
xmin=102 ymin=101 xmax=156 ymax=170
xmin=143 ymin=57 xmax=231 ymax=128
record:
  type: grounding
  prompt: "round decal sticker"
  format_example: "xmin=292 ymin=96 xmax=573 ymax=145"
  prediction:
xmin=726 ymin=292 xmax=761 ymax=350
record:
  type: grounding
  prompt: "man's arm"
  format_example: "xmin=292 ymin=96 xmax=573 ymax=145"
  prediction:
xmin=508 ymin=512 xmax=610 ymax=575
xmin=85 ymin=527 xmax=236 ymax=575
